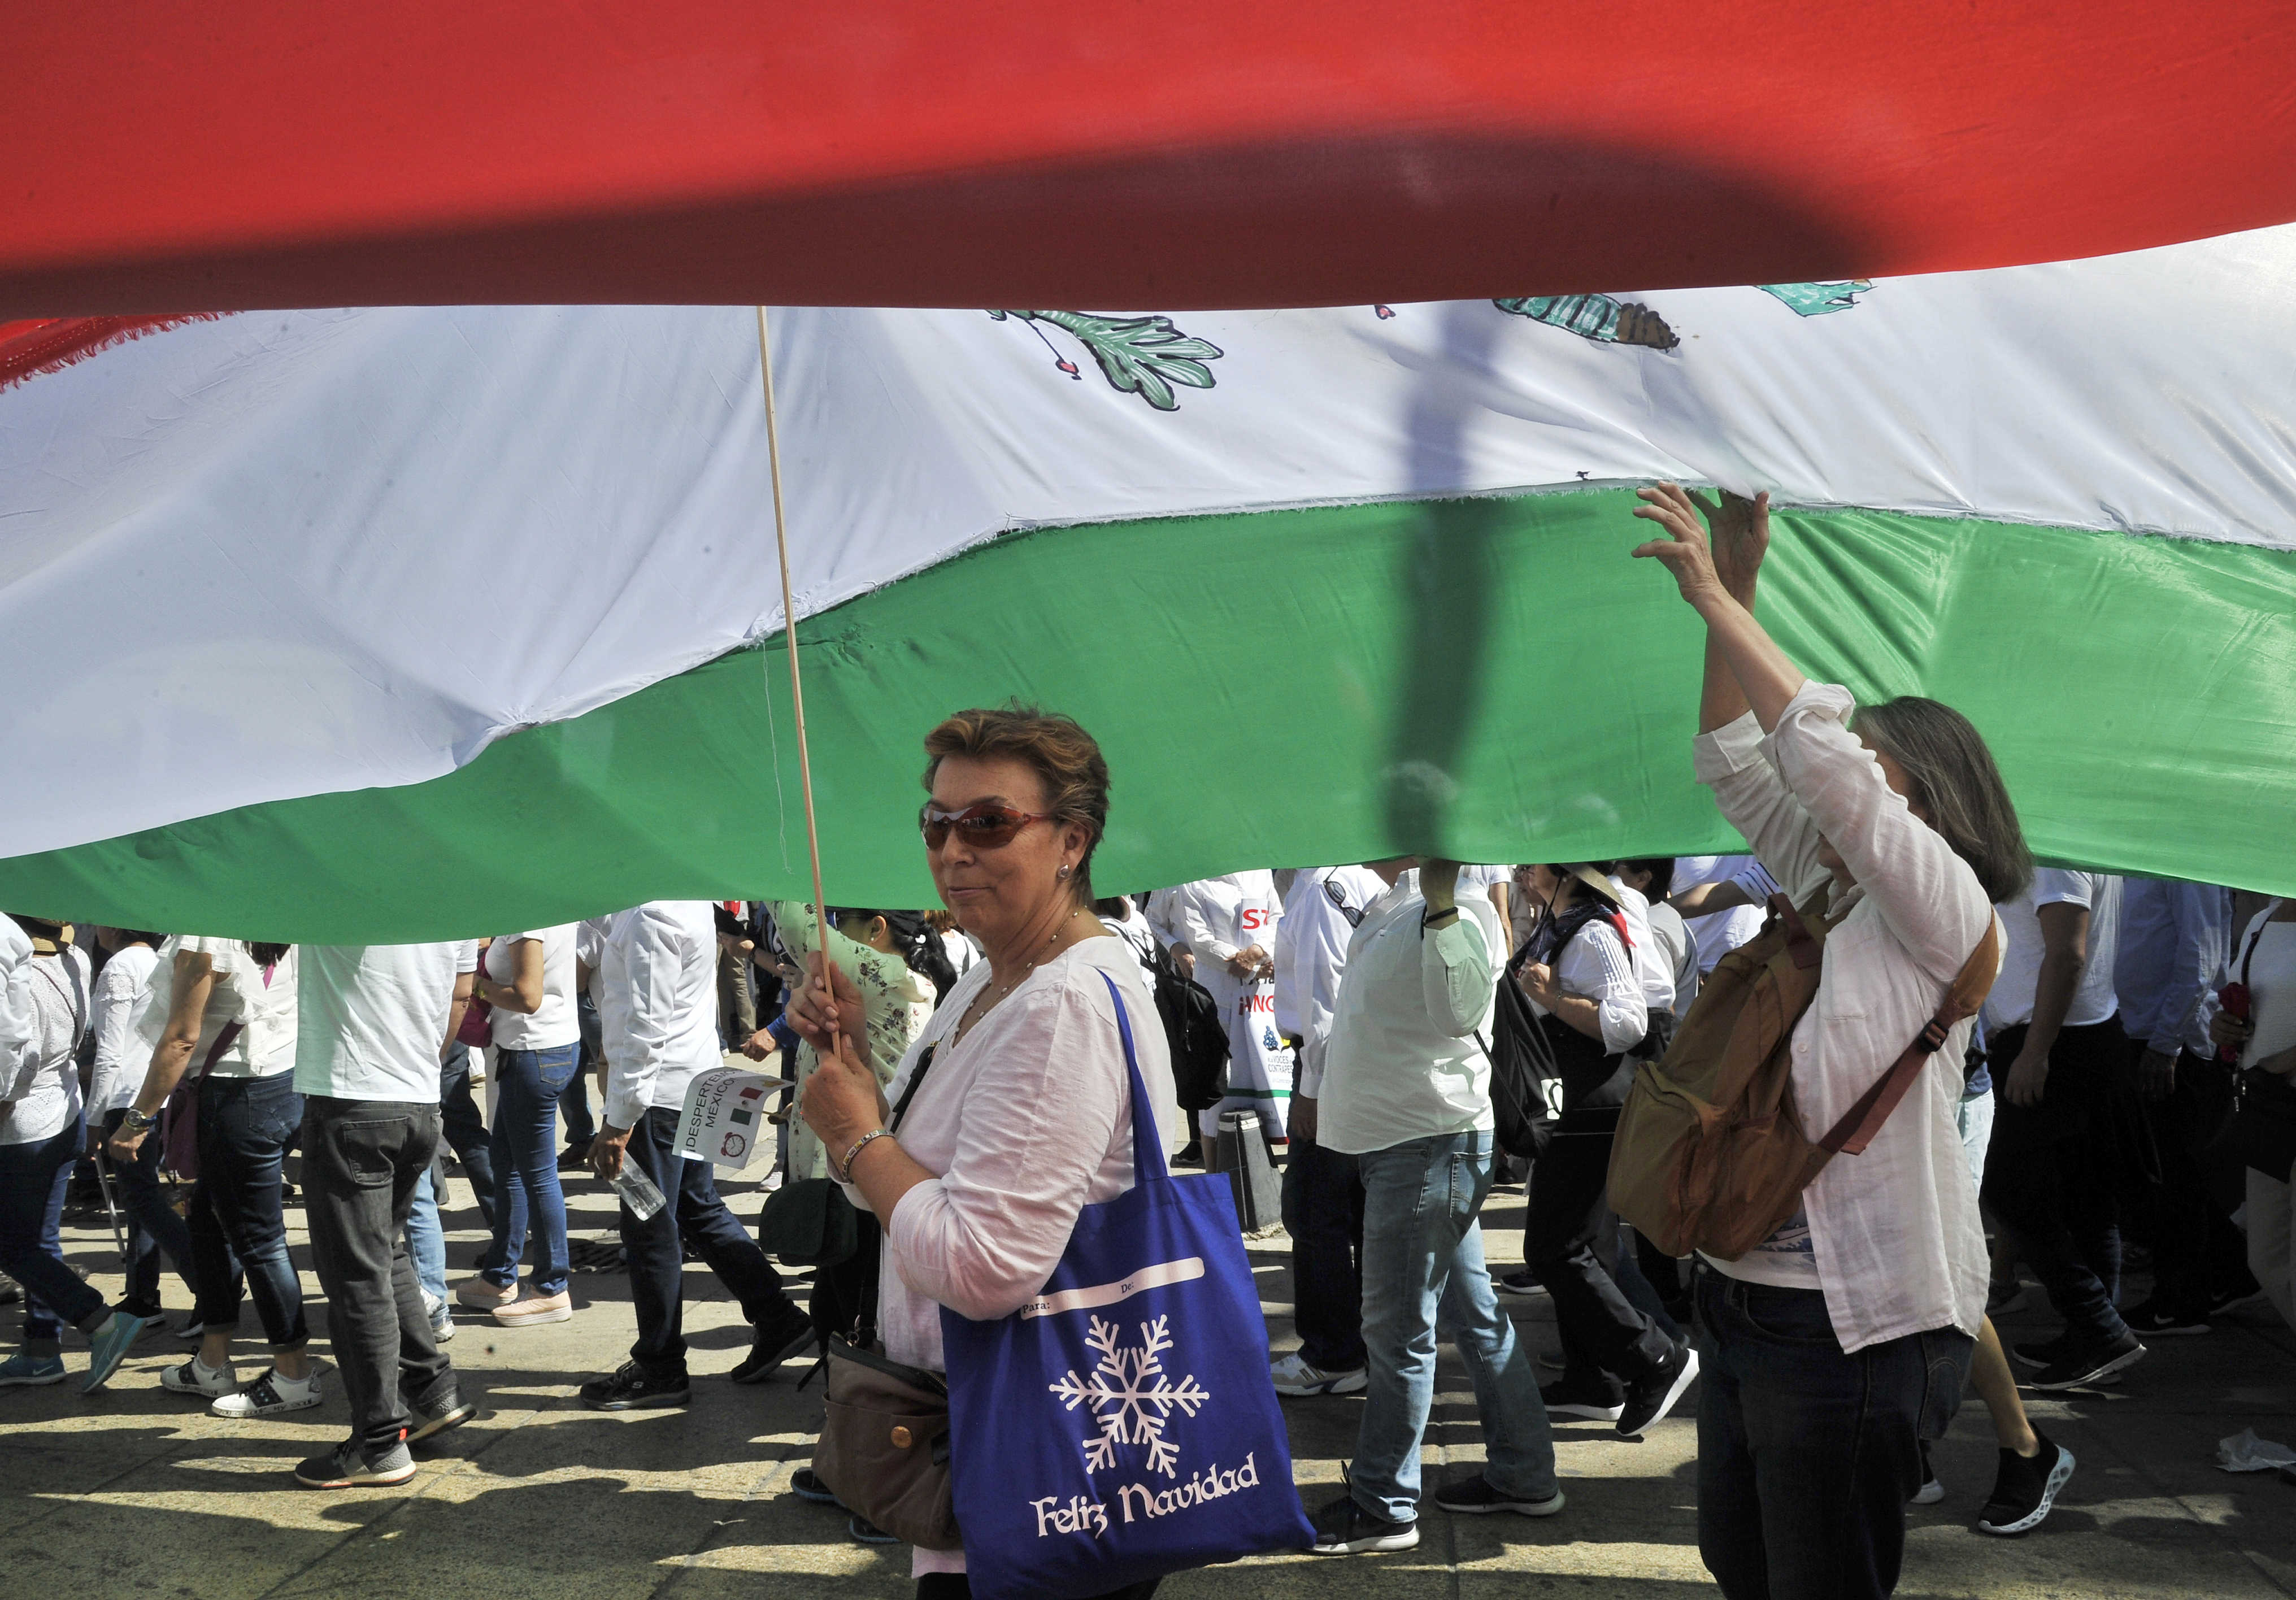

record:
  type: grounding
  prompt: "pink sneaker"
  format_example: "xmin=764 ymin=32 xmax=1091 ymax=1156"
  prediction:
xmin=453 ymin=1276 xmax=517 ymax=1311
xmin=493 ymin=1289 xmax=573 ymax=1327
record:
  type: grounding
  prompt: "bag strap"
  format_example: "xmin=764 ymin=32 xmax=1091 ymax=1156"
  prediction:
xmin=1820 ymin=915 xmax=2001 ymax=1157
xmin=2241 ymin=912 xmax=2273 ymax=990
xmin=33 ymin=954 xmax=90 ymax=1055
xmin=1097 ymin=969 xmax=1167 ymax=1184
xmin=1768 ymin=892 xmax=1825 ymax=972
xmin=195 ymin=1021 xmax=245 ymax=1082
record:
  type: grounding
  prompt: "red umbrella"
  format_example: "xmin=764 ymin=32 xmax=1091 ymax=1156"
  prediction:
xmin=6 ymin=1 xmax=2294 ymax=314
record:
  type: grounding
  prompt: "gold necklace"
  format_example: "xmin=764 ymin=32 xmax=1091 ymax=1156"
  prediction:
xmin=954 ymin=909 xmax=1081 ymax=1045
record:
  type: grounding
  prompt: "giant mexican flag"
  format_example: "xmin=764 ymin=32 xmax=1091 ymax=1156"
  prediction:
xmin=2 ymin=229 xmax=2294 ymax=940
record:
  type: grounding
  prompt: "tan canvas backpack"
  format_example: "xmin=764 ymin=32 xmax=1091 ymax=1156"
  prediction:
xmin=1607 ymin=887 xmax=1999 ymax=1260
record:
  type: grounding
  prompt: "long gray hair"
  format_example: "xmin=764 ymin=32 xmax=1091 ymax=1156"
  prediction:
xmin=1850 ymin=697 xmax=2033 ymax=905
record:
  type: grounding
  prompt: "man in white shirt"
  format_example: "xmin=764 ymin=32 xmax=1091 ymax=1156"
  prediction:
xmin=1268 ymin=864 xmax=1385 ymax=1398
xmin=2114 ymin=880 xmax=2257 ymax=1331
xmin=1980 ymin=871 xmax=2144 ymax=1388
xmin=292 ymin=941 xmax=482 ymax=1488
xmin=1307 ymin=861 xmax=1562 ymax=1554
xmin=580 ymin=902 xmax=812 ymax=1411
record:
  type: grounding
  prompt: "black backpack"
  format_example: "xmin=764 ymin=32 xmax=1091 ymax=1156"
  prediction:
xmin=1481 ymin=937 xmax=1559 ymax=1159
xmin=1142 ymin=937 xmax=1229 ymax=1112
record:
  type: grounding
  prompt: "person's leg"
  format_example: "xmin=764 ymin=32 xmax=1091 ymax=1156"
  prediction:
xmin=199 ymin=1076 xmax=311 ymax=1372
xmin=622 ymin=1109 xmax=692 ymax=1376
xmin=1612 ymin=1231 xmax=1683 ymax=1342
xmin=436 ymin=1042 xmax=497 ymax=1227
xmin=2246 ymin=1169 xmax=2295 ymax=1333
xmin=1434 ymin=1134 xmax=1559 ymax=1502
xmin=1692 ymin=1269 xmax=1769 ymax=1600
xmin=1701 ymin=1272 xmax=1963 ymax=1600
xmin=405 ymin=1167 xmax=448 ymax=1305
xmin=185 ymin=1178 xmax=248 ymax=1354
xmin=102 ymin=1107 xmax=166 ymax=1314
xmin=1281 ymin=1131 xmax=1366 ymax=1373
xmin=388 ymin=1107 xmax=455 ymax=1416
xmin=475 ymin=1064 xmax=528 ymax=1285
xmin=1633 ymin=1226 xmax=1691 ymax=1324
xmin=303 ymin=1097 xmax=434 ymax=1454
xmin=1526 ymin=1123 xmax=1673 ymax=1389
xmin=561 ymin=999 xmax=600 ymax=1153
xmin=673 ymin=1135 xmax=792 ymax=1321
xmin=1982 ymin=1124 xmax=2129 ymax=1345
xmin=1968 ymin=1317 xmax=2039 ymax=1451
xmin=0 ymin=1124 xmax=109 ymax=1354
xmin=1348 ymin=1136 xmax=1454 ymax=1523
xmin=508 ymin=1047 xmax=574 ymax=1293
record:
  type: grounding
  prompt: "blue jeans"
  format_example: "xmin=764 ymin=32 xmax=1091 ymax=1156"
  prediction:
xmin=479 ymin=1044 xmax=577 ymax=1295
xmin=406 ymin=1167 xmax=448 ymax=1303
xmin=1351 ymin=1130 xmax=1558 ymax=1522
xmin=438 ymin=1042 xmax=497 ymax=1227
xmin=0 ymin=1119 xmax=106 ymax=1352
xmin=102 ymin=1106 xmax=199 ymax=1317
xmin=562 ymin=993 xmax=602 ymax=1148
xmin=189 ymin=1073 xmax=308 ymax=1348
xmin=1694 ymin=1267 xmax=1973 ymax=1600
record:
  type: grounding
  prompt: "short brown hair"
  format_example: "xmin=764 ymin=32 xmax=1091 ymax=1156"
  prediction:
xmin=923 ymin=705 xmax=1111 ymax=902
xmin=1851 ymin=697 xmax=2033 ymax=905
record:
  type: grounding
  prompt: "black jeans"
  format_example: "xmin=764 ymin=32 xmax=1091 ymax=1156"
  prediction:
xmin=1280 ymin=1130 xmax=1366 ymax=1372
xmin=101 ymin=1106 xmax=199 ymax=1317
xmin=438 ymin=1042 xmax=498 ymax=1227
xmin=562 ymin=992 xmax=602 ymax=1149
xmin=2149 ymin=1051 xmax=2254 ymax=1310
xmin=1984 ymin=1018 xmax=2130 ymax=1344
xmin=189 ymin=1073 xmax=308 ymax=1347
xmin=623 ymin=1107 xmax=794 ymax=1377
xmin=1695 ymin=1267 xmax=1972 ymax=1600
xmin=1525 ymin=1108 xmax=1674 ymax=1397
xmin=302 ymin=1096 xmax=456 ymax=1452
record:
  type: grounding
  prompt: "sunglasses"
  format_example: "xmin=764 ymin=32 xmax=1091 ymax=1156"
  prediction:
xmin=919 ymin=801 xmax=1055 ymax=851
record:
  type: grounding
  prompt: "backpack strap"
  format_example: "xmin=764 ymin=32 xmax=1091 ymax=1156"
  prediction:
xmin=1820 ymin=914 xmax=2001 ymax=1157
xmin=1769 ymin=892 xmax=1825 ymax=972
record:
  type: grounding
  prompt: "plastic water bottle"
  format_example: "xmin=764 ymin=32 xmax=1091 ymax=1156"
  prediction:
xmin=610 ymin=1164 xmax=667 ymax=1221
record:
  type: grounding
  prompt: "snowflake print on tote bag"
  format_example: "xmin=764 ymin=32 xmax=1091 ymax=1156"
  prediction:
xmin=938 ymin=973 xmax=1312 ymax=1599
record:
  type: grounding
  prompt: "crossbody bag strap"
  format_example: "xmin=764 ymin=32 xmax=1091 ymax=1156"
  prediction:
xmin=854 ymin=1039 xmax=941 ymax=1353
xmin=1821 ymin=914 xmax=2001 ymax=1158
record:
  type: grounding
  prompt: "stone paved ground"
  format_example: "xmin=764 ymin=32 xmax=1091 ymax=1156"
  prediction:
xmin=6 ymin=1162 xmax=2295 ymax=1599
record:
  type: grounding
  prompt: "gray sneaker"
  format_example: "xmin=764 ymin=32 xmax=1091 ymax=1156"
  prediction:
xmin=408 ymin=1388 xmax=479 ymax=1446
xmin=296 ymin=1436 xmax=416 ymax=1489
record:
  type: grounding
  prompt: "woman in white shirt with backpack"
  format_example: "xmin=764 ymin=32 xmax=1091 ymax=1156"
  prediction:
xmin=1634 ymin=484 xmax=2041 ymax=1598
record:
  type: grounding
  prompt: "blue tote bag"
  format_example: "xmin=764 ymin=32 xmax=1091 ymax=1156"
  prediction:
xmin=940 ymin=972 xmax=1314 ymax=1600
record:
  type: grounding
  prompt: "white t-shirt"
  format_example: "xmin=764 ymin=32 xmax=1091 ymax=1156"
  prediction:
xmin=156 ymin=937 xmax=299 ymax=1080
xmin=3 ymin=943 xmax=90 ymax=1145
xmin=1984 ymin=871 xmax=2124 ymax=1032
xmin=2198 ymin=903 xmax=2296 ymax=1071
xmin=89 ymin=942 xmax=160 ymax=1114
xmin=1675 ymin=855 xmax=1771 ymax=973
xmin=294 ymin=941 xmax=479 ymax=1102
xmin=486 ymin=925 xmax=581 ymax=1051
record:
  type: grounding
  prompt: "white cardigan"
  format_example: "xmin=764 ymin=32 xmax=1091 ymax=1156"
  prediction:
xmin=1695 ymin=681 xmax=1998 ymax=1353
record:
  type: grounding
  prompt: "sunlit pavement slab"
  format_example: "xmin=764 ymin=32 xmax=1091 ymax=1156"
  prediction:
xmin=6 ymin=1174 xmax=2294 ymax=1599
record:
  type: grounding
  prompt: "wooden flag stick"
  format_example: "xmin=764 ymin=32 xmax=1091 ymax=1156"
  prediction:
xmin=754 ymin=306 xmax=836 ymax=1024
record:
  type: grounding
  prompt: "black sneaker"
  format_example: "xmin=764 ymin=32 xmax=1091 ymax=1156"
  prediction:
xmin=580 ymin=1360 xmax=692 ymax=1411
xmin=790 ymin=1466 xmax=842 ymax=1505
xmin=2027 ymin=1331 xmax=2145 ymax=1391
xmin=1496 ymin=1269 xmax=1549 ymax=1297
xmin=2123 ymin=1298 xmax=2212 ymax=1337
xmin=2208 ymin=1279 xmax=2268 ymax=1316
xmin=1617 ymin=1340 xmax=1701 ymax=1436
xmin=1977 ymin=1430 xmax=2076 ymax=1536
xmin=296 ymin=1435 xmax=417 ymax=1489
xmin=1432 ymin=1475 xmax=1567 ymax=1517
xmin=2012 ymin=1333 xmax=2072 ymax=1369
xmin=1540 ymin=1376 xmax=1625 ymax=1423
xmin=1310 ymin=1493 xmax=1419 ymax=1555
xmin=731 ymin=1302 xmax=816 ymax=1385
xmin=408 ymin=1387 xmax=480 ymax=1445
xmin=849 ymin=1514 xmax=899 ymax=1546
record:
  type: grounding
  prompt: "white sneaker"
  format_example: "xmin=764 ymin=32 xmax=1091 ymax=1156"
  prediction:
xmin=211 ymin=1367 xmax=323 ymax=1418
xmin=161 ymin=1356 xmax=236 ymax=1399
xmin=1269 ymin=1353 xmax=1369 ymax=1396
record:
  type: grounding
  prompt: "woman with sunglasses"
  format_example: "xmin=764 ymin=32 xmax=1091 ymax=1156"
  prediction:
xmin=793 ymin=706 xmax=1177 ymax=1600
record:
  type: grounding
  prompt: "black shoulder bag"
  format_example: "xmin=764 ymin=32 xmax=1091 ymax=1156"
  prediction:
xmin=2219 ymin=920 xmax=2296 ymax=1182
